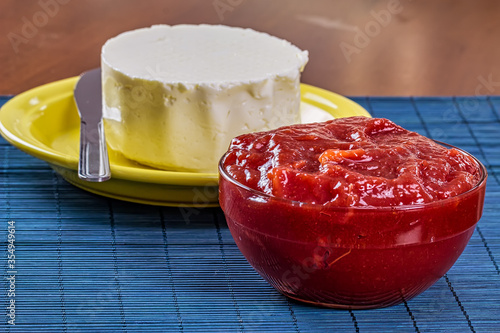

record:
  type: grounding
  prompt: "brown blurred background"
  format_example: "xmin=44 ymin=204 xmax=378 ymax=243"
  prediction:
xmin=1 ymin=0 xmax=499 ymax=96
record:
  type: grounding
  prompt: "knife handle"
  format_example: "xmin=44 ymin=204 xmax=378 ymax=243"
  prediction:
xmin=78 ymin=120 xmax=111 ymax=182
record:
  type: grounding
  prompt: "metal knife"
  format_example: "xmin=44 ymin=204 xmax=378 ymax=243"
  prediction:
xmin=73 ymin=68 xmax=111 ymax=182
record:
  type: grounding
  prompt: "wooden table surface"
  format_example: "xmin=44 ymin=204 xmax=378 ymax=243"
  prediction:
xmin=1 ymin=0 xmax=500 ymax=96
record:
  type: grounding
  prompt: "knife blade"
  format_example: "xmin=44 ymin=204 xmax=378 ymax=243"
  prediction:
xmin=73 ymin=68 xmax=111 ymax=182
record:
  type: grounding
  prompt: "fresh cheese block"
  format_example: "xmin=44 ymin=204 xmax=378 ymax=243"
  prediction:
xmin=101 ymin=24 xmax=308 ymax=173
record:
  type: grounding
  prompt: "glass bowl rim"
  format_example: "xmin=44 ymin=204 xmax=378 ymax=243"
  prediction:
xmin=218 ymin=140 xmax=488 ymax=212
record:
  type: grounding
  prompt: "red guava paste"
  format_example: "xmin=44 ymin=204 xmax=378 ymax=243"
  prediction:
xmin=219 ymin=117 xmax=486 ymax=308
xmin=223 ymin=117 xmax=481 ymax=206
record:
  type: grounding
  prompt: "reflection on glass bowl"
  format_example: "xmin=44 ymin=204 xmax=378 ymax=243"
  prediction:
xmin=219 ymin=143 xmax=487 ymax=309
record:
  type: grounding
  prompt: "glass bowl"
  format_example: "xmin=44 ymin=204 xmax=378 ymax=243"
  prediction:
xmin=218 ymin=143 xmax=487 ymax=309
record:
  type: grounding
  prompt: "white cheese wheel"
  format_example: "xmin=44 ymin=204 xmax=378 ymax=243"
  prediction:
xmin=101 ymin=24 xmax=308 ymax=173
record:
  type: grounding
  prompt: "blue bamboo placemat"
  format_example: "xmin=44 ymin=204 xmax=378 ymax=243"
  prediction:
xmin=1 ymin=95 xmax=499 ymax=332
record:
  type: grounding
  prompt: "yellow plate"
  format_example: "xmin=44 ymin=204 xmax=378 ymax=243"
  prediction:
xmin=0 ymin=77 xmax=370 ymax=207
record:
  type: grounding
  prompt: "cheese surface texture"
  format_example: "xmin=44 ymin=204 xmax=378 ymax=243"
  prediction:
xmin=101 ymin=25 xmax=308 ymax=173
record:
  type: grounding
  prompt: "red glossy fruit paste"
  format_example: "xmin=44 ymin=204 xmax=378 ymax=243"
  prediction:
xmin=219 ymin=117 xmax=486 ymax=308
xmin=223 ymin=117 xmax=481 ymax=206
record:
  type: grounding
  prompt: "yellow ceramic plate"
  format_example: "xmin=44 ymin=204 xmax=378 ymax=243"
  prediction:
xmin=0 ymin=77 xmax=370 ymax=207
